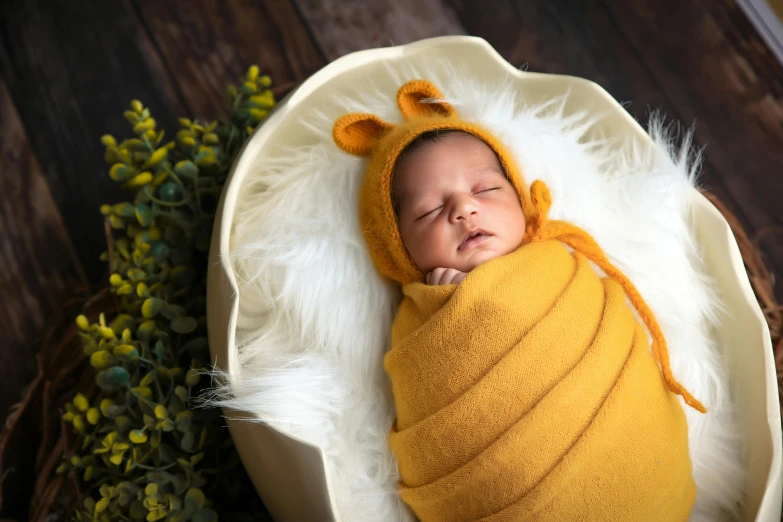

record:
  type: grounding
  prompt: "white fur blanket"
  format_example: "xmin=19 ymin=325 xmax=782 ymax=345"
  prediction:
xmin=209 ymin=64 xmax=746 ymax=521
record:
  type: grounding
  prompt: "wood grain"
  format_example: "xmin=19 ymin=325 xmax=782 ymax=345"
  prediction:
xmin=294 ymin=0 xmax=465 ymax=60
xmin=134 ymin=0 xmax=326 ymax=119
xmin=0 ymin=79 xmax=86 ymax=417
xmin=601 ymin=0 xmax=783 ymax=276
xmin=449 ymin=0 xmax=783 ymax=296
xmin=0 ymin=0 xmax=188 ymax=283
xmin=0 ymin=79 xmax=86 ymax=519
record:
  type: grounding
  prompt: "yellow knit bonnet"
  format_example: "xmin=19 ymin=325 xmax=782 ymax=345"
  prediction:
xmin=332 ymin=79 xmax=706 ymax=413
xmin=332 ymin=79 xmax=532 ymax=286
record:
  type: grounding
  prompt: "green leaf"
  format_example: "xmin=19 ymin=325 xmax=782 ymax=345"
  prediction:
xmin=114 ymin=415 xmax=132 ymax=433
xmin=90 ymin=350 xmax=115 ymax=369
xmin=150 ymin=429 xmax=162 ymax=449
xmin=140 ymin=370 xmax=156 ymax=387
xmin=184 ymin=488 xmax=205 ymax=512
xmin=117 ymin=491 xmax=134 ymax=507
xmin=104 ymin=366 xmax=130 ymax=387
xmin=174 ymin=160 xmax=198 ymax=178
xmin=180 ymin=431 xmax=195 ymax=452
xmin=185 ymin=368 xmax=200 ymax=387
xmin=174 ymin=386 xmax=188 ymax=404
xmin=169 ymin=512 xmax=188 ymax=522
xmin=191 ymin=452 xmax=204 ymax=466
xmin=129 ymin=429 xmax=148 ymax=444
xmin=83 ymin=497 xmax=96 ymax=512
xmin=193 ymin=150 xmax=212 ymax=165
xmin=136 ymin=204 xmax=152 ymax=226
xmin=127 ymin=267 xmax=146 ymax=281
xmin=171 ymin=317 xmax=197 ymax=334
xmin=192 ymin=508 xmax=218 ymax=522
xmin=103 ymin=403 xmax=126 ymax=418
xmin=73 ymin=393 xmax=89 ymax=412
xmin=161 ymin=303 xmax=184 ymax=320
xmin=176 ymin=413 xmax=192 ymax=433
xmin=149 ymin=240 xmax=169 ymax=261
xmin=113 ymin=202 xmax=136 ymax=218
xmin=154 ymin=404 xmax=168 ymax=420
xmin=99 ymin=484 xmax=115 ymax=500
xmin=168 ymin=394 xmax=185 ymax=416
xmin=110 ymin=314 xmax=134 ymax=333
xmin=141 ymin=298 xmax=164 ymax=318
xmin=145 ymin=470 xmax=172 ymax=485
xmin=137 ymin=320 xmax=156 ymax=341
xmin=158 ymin=182 xmax=184 ymax=203
xmin=158 ymin=444 xmax=175 ymax=464
xmin=138 ymin=399 xmax=155 ymax=418
xmin=117 ymin=481 xmax=139 ymax=493
xmin=96 ymin=367 xmax=130 ymax=392
xmin=110 ymin=164 xmax=135 ymax=182
xmin=130 ymin=499 xmax=147 ymax=519
xmin=170 ymin=473 xmax=188 ymax=496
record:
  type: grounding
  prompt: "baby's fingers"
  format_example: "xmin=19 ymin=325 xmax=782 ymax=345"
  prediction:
xmin=451 ymin=270 xmax=467 ymax=285
xmin=427 ymin=267 xmax=466 ymax=285
xmin=441 ymin=268 xmax=465 ymax=284
xmin=427 ymin=267 xmax=448 ymax=285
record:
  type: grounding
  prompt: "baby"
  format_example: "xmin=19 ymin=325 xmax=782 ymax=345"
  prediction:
xmin=391 ymin=130 xmax=526 ymax=286
xmin=333 ymin=79 xmax=702 ymax=522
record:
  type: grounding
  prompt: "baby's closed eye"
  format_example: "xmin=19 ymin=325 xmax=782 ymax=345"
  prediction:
xmin=416 ymin=204 xmax=444 ymax=221
xmin=415 ymin=187 xmax=501 ymax=220
xmin=475 ymin=186 xmax=500 ymax=193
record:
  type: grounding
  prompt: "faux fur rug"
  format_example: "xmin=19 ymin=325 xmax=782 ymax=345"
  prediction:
xmin=209 ymin=63 xmax=746 ymax=521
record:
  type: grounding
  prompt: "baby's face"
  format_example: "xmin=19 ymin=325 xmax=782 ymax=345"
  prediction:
xmin=392 ymin=132 xmax=526 ymax=276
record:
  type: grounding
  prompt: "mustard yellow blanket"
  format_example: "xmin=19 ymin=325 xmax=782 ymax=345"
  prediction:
xmin=384 ymin=187 xmax=699 ymax=521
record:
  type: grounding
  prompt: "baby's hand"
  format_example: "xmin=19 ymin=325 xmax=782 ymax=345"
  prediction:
xmin=426 ymin=267 xmax=467 ymax=286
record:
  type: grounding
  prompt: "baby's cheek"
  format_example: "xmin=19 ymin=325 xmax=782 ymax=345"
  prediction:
xmin=412 ymin=231 xmax=450 ymax=272
xmin=404 ymin=231 xmax=434 ymax=270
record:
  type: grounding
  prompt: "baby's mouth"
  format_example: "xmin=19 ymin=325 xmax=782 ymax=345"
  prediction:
xmin=459 ymin=229 xmax=491 ymax=251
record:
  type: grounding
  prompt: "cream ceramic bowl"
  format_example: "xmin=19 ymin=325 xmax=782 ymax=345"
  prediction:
xmin=206 ymin=36 xmax=782 ymax=522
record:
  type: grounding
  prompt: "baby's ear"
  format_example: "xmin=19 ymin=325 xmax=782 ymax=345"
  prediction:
xmin=333 ymin=113 xmax=394 ymax=157
xmin=397 ymin=80 xmax=456 ymax=120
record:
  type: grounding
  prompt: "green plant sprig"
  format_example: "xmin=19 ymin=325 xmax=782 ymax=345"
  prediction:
xmin=56 ymin=66 xmax=275 ymax=522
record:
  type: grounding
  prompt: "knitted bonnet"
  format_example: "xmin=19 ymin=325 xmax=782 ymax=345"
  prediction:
xmin=332 ymin=79 xmax=532 ymax=285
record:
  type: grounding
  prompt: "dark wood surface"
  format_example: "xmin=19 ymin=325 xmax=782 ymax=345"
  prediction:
xmin=1 ymin=0 xmax=782 ymax=517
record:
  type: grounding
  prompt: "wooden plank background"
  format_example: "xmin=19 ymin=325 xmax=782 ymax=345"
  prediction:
xmin=1 ymin=0 xmax=782 ymax=518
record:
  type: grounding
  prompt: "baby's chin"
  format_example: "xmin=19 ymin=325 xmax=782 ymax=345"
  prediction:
xmin=414 ymin=243 xmax=516 ymax=277
xmin=448 ymin=248 xmax=506 ymax=274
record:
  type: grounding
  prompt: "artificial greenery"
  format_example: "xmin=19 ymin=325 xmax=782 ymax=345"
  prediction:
xmin=55 ymin=66 xmax=276 ymax=522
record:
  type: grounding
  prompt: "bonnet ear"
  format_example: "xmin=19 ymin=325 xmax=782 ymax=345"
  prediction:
xmin=397 ymin=80 xmax=456 ymax=120
xmin=333 ymin=113 xmax=395 ymax=157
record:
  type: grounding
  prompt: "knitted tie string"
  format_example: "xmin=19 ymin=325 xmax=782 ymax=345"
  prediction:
xmin=522 ymin=180 xmax=707 ymax=414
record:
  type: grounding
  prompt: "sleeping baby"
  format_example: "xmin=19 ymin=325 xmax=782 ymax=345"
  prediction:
xmin=333 ymin=80 xmax=706 ymax=522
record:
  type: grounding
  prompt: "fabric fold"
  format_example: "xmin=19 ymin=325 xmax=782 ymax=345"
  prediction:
xmin=384 ymin=240 xmax=695 ymax=522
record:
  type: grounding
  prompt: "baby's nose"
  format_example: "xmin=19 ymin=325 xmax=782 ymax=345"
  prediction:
xmin=449 ymin=194 xmax=479 ymax=222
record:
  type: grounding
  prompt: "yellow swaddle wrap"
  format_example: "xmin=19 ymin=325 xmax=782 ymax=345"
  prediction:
xmin=385 ymin=194 xmax=697 ymax=521
xmin=333 ymin=80 xmax=704 ymax=521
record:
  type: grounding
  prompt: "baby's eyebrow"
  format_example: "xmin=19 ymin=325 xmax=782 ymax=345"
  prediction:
xmin=475 ymin=166 xmax=505 ymax=176
xmin=392 ymin=190 xmax=408 ymax=210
